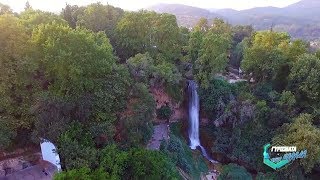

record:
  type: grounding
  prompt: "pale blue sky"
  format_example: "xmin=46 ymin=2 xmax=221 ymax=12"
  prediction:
xmin=1 ymin=0 xmax=301 ymax=12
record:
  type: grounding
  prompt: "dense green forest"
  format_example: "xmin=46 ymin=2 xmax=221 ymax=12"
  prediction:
xmin=1 ymin=2 xmax=320 ymax=179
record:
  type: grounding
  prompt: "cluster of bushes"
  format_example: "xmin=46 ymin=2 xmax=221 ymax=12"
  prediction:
xmin=160 ymin=123 xmax=208 ymax=179
xmin=55 ymin=145 xmax=180 ymax=179
xmin=157 ymin=105 xmax=173 ymax=120
xmin=199 ymin=78 xmax=237 ymax=119
xmin=218 ymin=164 xmax=252 ymax=180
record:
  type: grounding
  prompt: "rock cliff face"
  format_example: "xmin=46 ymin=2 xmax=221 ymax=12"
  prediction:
xmin=0 ymin=150 xmax=41 ymax=177
xmin=150 ymin=87 xmax=187 ymax=123
xmin=199 ymin=97 xmax=255 ymax=128
xmin=213 ymin=100 xmax=255 ymax=127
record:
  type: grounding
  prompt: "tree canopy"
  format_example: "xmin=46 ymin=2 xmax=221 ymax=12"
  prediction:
xmin=1 ymin=2 xmax=320 ymax=179
xmin=189 ymin=18 xmax=232 ymax=87
xmin=289 ymin=54 xmax=320 ymax=103
xmin=116 ymin=11 xmax=181 ymax=60
xmin=273 ymin=114 xmax=320 ymax=172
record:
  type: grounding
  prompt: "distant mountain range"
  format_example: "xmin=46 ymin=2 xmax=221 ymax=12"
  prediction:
xmin=148 ymin=0 xmax=320 ymax=40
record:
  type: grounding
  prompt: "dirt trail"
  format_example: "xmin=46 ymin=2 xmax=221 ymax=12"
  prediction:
xmin=147 ymin=124 xmax=169 ymax=150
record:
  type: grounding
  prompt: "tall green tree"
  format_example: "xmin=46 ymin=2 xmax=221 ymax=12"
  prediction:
xmin=127 ymin=53 xmax=182 ymax=86
xmin=119 ymin=83 xmax=155 ymax=147
xmin=273 ymin=114 xmax=320 ymax=172
xmin=242 ymin=31 xmax=290 ymax=82
xmin=210 ymin=18 xmax=232 ymax=38
xmin=199 ymin=79 xmax=236 ymax=118
xmin=218 ymin=164 xmax=252 ymax=180
xmin=116 ymin=10 xmax=154 ymax=59
xmin=30 ymin=23 xmax=115 ymax=98
xmin=190 ymin=18 xmax=232 ymax=88
xmin=179 ymin=27 xmax=190 ymax=53
xmin=61 ymin=4 xmax=80 ymax=28
xmin=194 ymin=18 xmax=209 ymax=32
xmin=282 ymin=40 xmax=308 ymax=61
xmin=24 ymin=1 xmax=32 ymax=11
xmin=273 ymin=39 xmax=308 ymax=90
xmin=127 ymin=148 xmax=180 ymax=179
xmin=116 ymin=11 xmax=181 ymax=60
xmin=0 ymin=15 xmax=33 ymax=132
xmin=232 ymin=25 xmax=254 ymax=46
xmin=0 ymin=3 xmax=12 ymax=15
xmin=195 ymin=32 xmax=231 ymax=87
xmin=230 ymin=25 xmax=253 ymax=68
xmin=77 ymin=2 xmax=124 ymax=46
xmin=0 ymin=117 xmax=16 ymax=150
xmin=188 ymin=30 xmax=204 ymax=63
xmin=29 ymin=23 xmax=130 ymax=142
xmin=316 ymin=50 xmax=320 ymax=59
xmin=288 ymin=54 xmax=320 ymax=103
xmin=56 ymin=145 xmax=180 ymax=179
xmin=54 ymin=167 xmax=108 ymax=180
xmin=58 ymin=122 xmax=98 ymax=170
xmin=188 ymin=18 xmax=209 ymax=63
xmin=152 ymin=13 xmax=181 ymax=60
xmin=20 ymin=9 xmax=67 ymax=31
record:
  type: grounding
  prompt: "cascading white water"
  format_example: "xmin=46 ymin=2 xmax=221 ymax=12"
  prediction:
xmin=188 ymin=80 xmax=216 ymax=163
xmin=188 ymin=80 xmax=201 ymax=149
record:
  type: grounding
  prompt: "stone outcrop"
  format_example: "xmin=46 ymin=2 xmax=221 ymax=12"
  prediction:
xmin=0 ymin=153 xmax=41 ymax=177
xmin=150 ymin=87 xmax=187 ymax=123
xmin=214 ymin=100 xmax=255 ymax=127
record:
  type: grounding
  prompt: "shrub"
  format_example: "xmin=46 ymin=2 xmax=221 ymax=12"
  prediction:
xmin=199 ymin=78 xmax=236 ymax=118
xmin=218 ymin=163 xmax=252 ymax=180
xmin=253 ymin=83 xmax=274 ymax=103
xmin=267 ymin=108 xmax=290 ymax=128
xmin=178 ymin=157 xmax=192 ymax=174
xmin=256 ymin=172 xmax=277 ymax=180
xmin=161 ymin=132 xmax=208 ymax=179
xmin=165 ymin=82 xmax=184 ymax=103
xmin=121 ymin=83 xmax=155 ymax=147
xmin=157 ymin=105 xmax=173 ymax=120
xmin=0 ymin=118 xmax=16 ymax=150
xmin=57 ymin=122 xmax=98 ymax=170
xmin=54 ymin=167 xmax=108 ymax=180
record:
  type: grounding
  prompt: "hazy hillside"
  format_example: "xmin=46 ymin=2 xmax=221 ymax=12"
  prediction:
xmin=147 ymin=4 xmax=221 ymax=28
xmin=284 ymin=0 xmax=320 ymax=20
xmin=148 ymin=0 xmax=320 ymax=40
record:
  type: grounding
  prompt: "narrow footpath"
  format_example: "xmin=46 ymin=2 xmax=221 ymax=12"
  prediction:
xmin=147 ymin=124 xmax=169 ymax=150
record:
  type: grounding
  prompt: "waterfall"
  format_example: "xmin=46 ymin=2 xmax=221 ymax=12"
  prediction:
xmin=188 ymin=80 xmax=217 ymax=163
xmin=188 ymin=80 xmax=201 ymax=149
